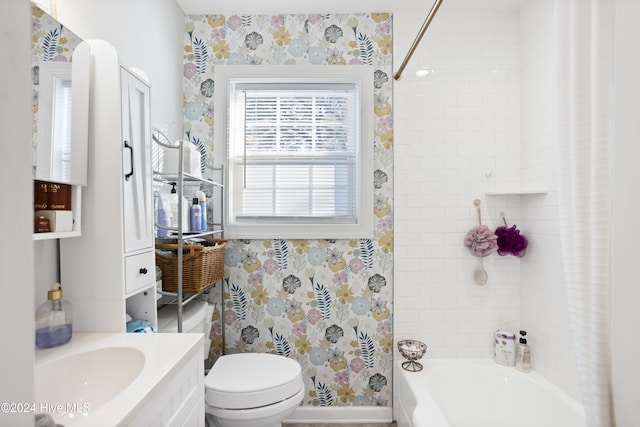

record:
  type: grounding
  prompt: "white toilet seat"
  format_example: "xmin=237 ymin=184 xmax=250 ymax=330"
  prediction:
xmin=205 ymin=353 xmax=304 ymax=410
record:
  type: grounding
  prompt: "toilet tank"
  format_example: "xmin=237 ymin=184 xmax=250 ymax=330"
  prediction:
xmin=157 ymin=300 xmax=208 ymax=334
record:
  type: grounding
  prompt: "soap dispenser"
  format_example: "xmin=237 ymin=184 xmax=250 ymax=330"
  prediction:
xmin=35 ymin=283 xmax=72 ymax=349
xmin=515 ymin=330 xmax=531 ymax=372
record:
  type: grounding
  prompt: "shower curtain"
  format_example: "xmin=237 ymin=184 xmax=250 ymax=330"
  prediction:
xmin=554 ymin=0 xmax=614 ymax=426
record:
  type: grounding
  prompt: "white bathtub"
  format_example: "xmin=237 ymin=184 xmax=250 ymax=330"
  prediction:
xmin=394 ymin=359 xmax=585 ymax=427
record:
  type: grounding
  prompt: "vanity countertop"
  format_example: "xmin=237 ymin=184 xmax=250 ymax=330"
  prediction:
xmin=35 ymin=332 xmax=203 ymax=426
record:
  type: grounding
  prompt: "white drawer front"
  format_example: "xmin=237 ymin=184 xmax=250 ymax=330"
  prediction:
xmin=125 ymin=251 xmax=155 ymax=295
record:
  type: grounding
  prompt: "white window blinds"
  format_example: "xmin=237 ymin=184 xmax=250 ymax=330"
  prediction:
xmin=229 ymin=83 xmax=360 ymax=223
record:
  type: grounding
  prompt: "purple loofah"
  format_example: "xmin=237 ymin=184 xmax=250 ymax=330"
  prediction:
xmin=464 ymin=224 xmax=498 ymax=257
xmin=495 ymin=220 xmax=528 ymax=258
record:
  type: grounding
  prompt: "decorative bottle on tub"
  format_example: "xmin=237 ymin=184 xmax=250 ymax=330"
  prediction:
xmin=494 ymin=326 xmax=515 ymax=366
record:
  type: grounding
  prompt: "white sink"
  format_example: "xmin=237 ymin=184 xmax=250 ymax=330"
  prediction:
xmin=34 ymin=333 xmax=203 ymax=426
xmin=35 ymin=346 xmax=145 ymax=422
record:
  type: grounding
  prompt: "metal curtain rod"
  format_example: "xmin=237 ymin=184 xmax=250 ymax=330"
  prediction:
xmin=393 ymin=0 xmax=445 ymax=80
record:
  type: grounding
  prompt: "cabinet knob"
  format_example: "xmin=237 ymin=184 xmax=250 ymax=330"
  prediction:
xmin=139 ymin=268 xmax=148 ymax=275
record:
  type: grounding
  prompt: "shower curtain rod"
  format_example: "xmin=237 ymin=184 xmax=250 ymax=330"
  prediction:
xmin=393 ymin=0 xmax=445 ymax=80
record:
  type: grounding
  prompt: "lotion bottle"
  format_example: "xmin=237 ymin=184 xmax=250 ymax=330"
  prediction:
xmin=36 ymin=283 xmax=72 ymax=348
xmin=190 ymin=197 xmax=202 ymax=232
xmin=515 ymin=330 xmax=531 ymax=372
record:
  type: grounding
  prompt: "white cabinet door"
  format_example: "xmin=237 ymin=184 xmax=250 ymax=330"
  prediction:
xmin=60 ymin=43 xmax=157 ymax=332
xmin=121 ymin=68 xmax=153 ymax=254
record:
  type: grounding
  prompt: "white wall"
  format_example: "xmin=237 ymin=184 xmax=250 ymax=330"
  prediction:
xmin=1 ymin=1 xmax=35 ymax=425
xmin=56 ymin=0 xmax=185 ymax=141
xmin=612 ymin=0 xmax=640 ymax=424
xmin=394 ymin=3 xmax=522 ymax=359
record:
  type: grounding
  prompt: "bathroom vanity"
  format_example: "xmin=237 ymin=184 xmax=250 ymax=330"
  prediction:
xmin=35 ymin=333 xmax=204 ymax=426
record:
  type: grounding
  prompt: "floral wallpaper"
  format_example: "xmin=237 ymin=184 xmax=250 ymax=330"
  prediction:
xmin=183 ymin=13 xmax=394 ymax=408
xmin=30 ymin=6 xmax=83 ymax=171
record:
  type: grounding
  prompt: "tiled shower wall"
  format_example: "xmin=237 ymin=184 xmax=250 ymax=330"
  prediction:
xmin=183 ymin=13 xmax=394 ymax=408
xmin=394 ymin=7 xmax=522 ymax=359
xmin=394 ymin=1 xmax=580 ymax=400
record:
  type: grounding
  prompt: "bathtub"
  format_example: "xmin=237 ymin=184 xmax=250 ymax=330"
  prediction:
xmin=394 ymin=359 xmax=585 ymax=427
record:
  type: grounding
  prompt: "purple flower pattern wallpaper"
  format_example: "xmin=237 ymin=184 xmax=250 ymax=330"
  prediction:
xmin=183 ymin=13 xmax=393 ymax=408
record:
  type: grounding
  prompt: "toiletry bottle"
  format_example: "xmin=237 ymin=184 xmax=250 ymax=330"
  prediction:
xmin=167 ymin=183 xmax=190 ymax=232
xmin=182 ymin=196 xmax=190 ymax=231
xmin=169 ymin=183 xmax=179 ymax=228
xmin=196 ymin=190 xmax=207 ymax=231
xmin=494 ymin=326 xmax=516 ymax=366
xmin=516 ymin=330 xmax=531 ymax=372
xmin=155 ymin=191 xmax=171 ymax=237
xmin=36 ymin=283 xmax=72 ymax=348
xmin=190 ymin=197 xmax=202 ymax=232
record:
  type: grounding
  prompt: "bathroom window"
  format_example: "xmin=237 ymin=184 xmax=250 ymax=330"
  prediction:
xmin=214 ymin=65 xmax=374 ymax=239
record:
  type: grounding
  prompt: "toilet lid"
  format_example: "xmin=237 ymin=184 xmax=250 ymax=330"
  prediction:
xmin=205 ymin=353 xmax=303 ymax=409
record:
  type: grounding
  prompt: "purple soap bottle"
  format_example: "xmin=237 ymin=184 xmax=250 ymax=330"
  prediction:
xmin=35 ymin=283 xmax=72 ymax=349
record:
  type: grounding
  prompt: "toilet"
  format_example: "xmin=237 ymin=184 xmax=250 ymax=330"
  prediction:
xmin=204 ymin=352 xmax=305 ymax=427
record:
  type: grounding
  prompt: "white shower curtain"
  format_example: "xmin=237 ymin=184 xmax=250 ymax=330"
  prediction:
xmin=554 ymin=1 xmax=614 ymax=426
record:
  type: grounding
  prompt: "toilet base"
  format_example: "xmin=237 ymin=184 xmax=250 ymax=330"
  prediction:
xmin=205 ymin=413 xmax=281 ymax=427
xmin=205 ymin=386 xmax=304 ymax=427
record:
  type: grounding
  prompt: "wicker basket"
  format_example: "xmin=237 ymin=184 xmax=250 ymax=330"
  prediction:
xmin=155 ymin=238 xmax=226 ymax=293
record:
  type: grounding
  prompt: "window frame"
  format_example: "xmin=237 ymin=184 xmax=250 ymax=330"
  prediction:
xmin=214 ymin=65 xmax=374 ymax=239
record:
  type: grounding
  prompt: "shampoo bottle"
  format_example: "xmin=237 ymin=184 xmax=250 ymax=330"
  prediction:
xmin=494 ymin=326 xmax=516 ymax=366
xmin=190 ymin=197 xmax=202 ymax=232
xmin=515 ymin=330 xmax=531 ymax=372
xmin=36 ymin=283 xmax=72 ymax=348
xmin=196 ymin=190 xmax=207 ymax=231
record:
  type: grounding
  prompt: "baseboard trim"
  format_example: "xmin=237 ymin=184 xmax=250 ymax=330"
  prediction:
xmin=285 ymin=406 xmax=393 ymax=423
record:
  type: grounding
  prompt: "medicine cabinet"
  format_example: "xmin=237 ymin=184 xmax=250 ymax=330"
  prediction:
xmin=31 ymin=6 xmax=90 ymax=240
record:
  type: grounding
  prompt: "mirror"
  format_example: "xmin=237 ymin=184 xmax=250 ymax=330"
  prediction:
xmin=31 ymin=5 xmax=89 ymax=185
